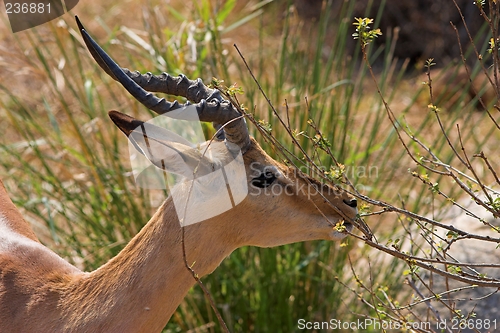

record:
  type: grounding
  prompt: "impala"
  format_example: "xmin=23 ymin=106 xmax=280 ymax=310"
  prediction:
xmin=0 ymin=17 xmax=358 ymax=333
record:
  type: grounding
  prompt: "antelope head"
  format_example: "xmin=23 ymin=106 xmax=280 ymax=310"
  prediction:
xmin=76 ymin=18 xmax=358 ymax=249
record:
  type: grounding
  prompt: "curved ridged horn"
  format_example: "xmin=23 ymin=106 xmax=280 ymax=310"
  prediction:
xmin=75 ymin=16 xmax=250 ymax=153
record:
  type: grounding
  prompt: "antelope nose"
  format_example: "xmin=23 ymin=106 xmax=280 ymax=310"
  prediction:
xmin=343 ymin=198 xmax=357 ymax=208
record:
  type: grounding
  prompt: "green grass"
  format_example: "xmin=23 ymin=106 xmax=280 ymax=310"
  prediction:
xmin=0 ymin=0 xmax=498 ymax=332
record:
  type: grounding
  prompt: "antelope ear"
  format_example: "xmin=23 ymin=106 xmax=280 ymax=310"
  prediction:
xmin=108 ymin=110 xmax=213 ymax=178
xmin=108 ymin=110 xmax=144 ymax=137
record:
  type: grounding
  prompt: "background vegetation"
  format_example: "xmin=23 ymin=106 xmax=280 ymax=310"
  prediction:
xmin=0 ymin=0 xmax=499 ymax=332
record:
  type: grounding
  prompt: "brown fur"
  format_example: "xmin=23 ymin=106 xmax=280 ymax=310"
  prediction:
xmin=0 ymin=180 xmax=38 ymax=242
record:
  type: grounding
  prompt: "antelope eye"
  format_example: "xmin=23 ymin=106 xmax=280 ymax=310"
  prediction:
xmin=343 ymin=198 xmax=358 ymax=208
xmin=251 ymin=170 xmax=277 ymax=188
